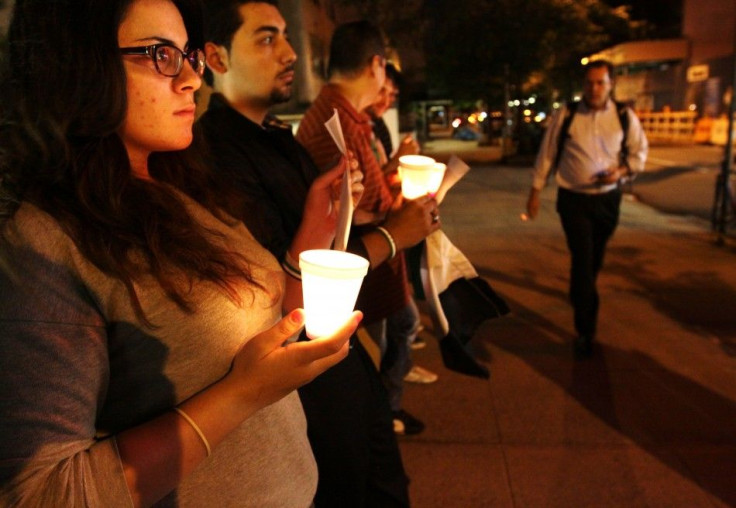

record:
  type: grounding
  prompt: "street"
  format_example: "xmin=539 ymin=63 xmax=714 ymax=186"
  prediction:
xmin=398 ymin=144 xmax=736 ymax=507
xmin=425 ymin=139 xmax=730 ymax=226
xmin=635 ymin=144 xmax=724 ymax=221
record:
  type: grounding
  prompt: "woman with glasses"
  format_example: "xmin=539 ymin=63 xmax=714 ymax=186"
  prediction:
xmin=0 ymin=0 xmax=360 ymax=506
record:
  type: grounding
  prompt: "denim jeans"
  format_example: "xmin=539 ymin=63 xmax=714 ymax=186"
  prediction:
xmin=364 ymin=299 xmax=420 ymax=412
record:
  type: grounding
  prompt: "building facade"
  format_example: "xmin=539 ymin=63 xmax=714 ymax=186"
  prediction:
xmin=589 ymin=0 xmax=734 ymax=117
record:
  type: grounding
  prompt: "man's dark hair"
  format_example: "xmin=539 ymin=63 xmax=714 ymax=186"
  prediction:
xmin=385 ymin=62 xmax=402 ymax=89
xmin=327 ymin=20 xmax=386 ymax=79
xmin=202 ymin=0 xmax=277 ymax=85
xmin=584 ymin=59 xmax=614 ymax=80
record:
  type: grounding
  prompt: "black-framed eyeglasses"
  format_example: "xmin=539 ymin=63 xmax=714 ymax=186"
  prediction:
xmin=120 ymin=43 xmax=205 ymax=78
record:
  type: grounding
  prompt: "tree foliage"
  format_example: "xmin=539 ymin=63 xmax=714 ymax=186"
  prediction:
xmin=333 ymin=0 xmax=646 ymax=106
xmin=422 ymin=0 xmax=642 ymax=104
xmin=331 ymin=0 xmax=427 ymax=53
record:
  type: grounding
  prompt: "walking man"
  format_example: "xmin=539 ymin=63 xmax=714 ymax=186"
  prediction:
xmin=526 ymin=60 xmax=648 ymax=358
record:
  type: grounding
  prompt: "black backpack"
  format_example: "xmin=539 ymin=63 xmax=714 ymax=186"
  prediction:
xmin=553 ymin=100 xmax=631 ymax=171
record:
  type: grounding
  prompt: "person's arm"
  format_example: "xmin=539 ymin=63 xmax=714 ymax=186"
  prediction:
xmin=117 ymin=308 xmax=360 ymax=507
xmin=625 ymin=109 xmax=649 ymax=175
xmin=527 ymin=108 xmax=566 ymax=219
xmin=0 ymin=238 xmax=359 ymax=508
xmin=297 ymin=108 xmax=438 ymax=268
xmin=203 ymin=138 xmax=348 ymax=313
xmin=381 ymin=134 xmax=420 ymax=177
xmin=355 ymin=194 xmax=440 ymax=269
xmin=281 ymin=156 xmax=364 ymax=312
xmin=526 ymin=187 xmax=542 ymax=220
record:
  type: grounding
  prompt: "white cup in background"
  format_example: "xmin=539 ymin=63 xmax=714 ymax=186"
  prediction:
xmin=399 ymin=155 xmax=446 ymax=199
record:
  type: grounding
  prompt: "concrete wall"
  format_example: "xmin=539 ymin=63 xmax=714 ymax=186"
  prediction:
xmin=683 ymin=0 xmax=734 ymax=63
xmin=274 ymin=0 xmax=334 ymax=113
xmin=589 ymin=0 xmax=735 ymax=115
xmin=681 ymin=0 xmax=736 ymax=116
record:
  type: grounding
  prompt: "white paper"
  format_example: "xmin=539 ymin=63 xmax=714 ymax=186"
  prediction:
xmin=324 ymin=109 xmax=353 ymax=251
xmin=325 ymin=108 xmax=347 ymax=155
xmin=434 ymin=154 xmax=470 ymax=204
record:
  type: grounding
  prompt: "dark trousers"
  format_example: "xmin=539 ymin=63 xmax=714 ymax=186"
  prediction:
xmin=556 ymin=187 xmax=622 ymax=337
xmin=298 ymin=338 xmax=410 ymax=508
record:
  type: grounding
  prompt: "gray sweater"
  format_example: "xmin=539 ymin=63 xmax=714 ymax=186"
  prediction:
xmin=0 ymin=196 xmax=317 ymax=507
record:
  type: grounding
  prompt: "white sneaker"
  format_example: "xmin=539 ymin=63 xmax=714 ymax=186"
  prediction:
xmin=404 ymin=365 xmax=438 ymax=384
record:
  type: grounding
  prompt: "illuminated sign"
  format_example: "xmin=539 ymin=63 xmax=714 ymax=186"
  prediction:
xmin=687 ymin=65 xmax=709 ymax=83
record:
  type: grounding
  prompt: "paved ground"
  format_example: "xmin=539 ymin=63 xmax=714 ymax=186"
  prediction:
xmin=398 ymin=144 xmax=736 ymax=507
xmin=634 ymin=144 xmax=723 ymax=222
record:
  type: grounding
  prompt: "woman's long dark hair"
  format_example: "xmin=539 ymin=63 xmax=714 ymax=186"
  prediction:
xmin=0 ymin=0 xmax=265 ymax=325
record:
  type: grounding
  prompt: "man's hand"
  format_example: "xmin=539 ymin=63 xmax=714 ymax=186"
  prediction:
xmin=526 ymin=188 xmax=541 ymax=220
xmin=394 ymin=134 xmax=419 ymax=159
xmin=593 ymin=166 xmax=628 ymax=185
xmin=322 ymin=151 xmax=364 ymax=212
xmin=288 ymin=153 xmax=362 ymax=258
xmin=225 ymin=309 xmax=361 ymax=411
xmin=382 ymin=134 xmax=421 ymax=180
xmin=383 ymin=194 xmax=441 ymax=251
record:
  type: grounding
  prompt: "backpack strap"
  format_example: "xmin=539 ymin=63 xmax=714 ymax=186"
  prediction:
xmin=554 ymin=100 xmax=631 ymax=172
xmin=615 ymin=100 xmax=630 ymax=170
xmin=553 ymin=101 xmax=579 ymax=171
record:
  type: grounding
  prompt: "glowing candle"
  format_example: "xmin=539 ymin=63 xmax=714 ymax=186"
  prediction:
xmin=399 ymin=155 xmax=446 ymax=199
xmin=299 ymin=249 xmax=369 ymax=338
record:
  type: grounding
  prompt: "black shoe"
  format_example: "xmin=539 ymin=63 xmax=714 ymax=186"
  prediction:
xmin=392 ymin=410 xmax=425 ymax=435
xmin=574 ymin=335 xmax=593 ymax=359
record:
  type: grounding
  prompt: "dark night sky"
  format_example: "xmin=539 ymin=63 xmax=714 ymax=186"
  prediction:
xmin=603 ymin=0 xmax=683 ymax=38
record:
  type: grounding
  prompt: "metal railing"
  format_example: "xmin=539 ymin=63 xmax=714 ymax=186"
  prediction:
xmin=636 ymin=110 xmax=697 ymax=143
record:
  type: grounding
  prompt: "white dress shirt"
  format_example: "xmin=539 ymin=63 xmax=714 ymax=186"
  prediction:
xmin=532 ymin=99 xmax=648 ymax=194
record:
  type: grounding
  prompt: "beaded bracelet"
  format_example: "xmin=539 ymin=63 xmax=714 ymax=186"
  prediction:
xmin=375 ymin=226 xmax=396 ymax=260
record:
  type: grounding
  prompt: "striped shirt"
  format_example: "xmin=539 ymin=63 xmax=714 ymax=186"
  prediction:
xmin=297 ymin=84 xmax=409 ymax=324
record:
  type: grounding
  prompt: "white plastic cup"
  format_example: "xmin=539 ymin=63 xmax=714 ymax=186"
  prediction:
xmin=299 ymin=249 xmax=369 ymax=338
xmin=427 ymin=162 xmax=447 ymax=195
xmin=399 ymin=155 xmax=446 ymax=199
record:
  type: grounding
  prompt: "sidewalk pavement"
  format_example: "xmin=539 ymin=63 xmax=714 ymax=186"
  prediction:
xmin=398 ymin=148 xmax=736 ymax=507
xmin=422 ymin=138 xmax=504 ymax=165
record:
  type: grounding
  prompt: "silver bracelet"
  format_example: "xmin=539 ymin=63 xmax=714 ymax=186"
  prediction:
xmin=375 ymin=226 xmax=396 ymax=260
xmin=173 ymin=407 xmax=211 ymax=457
